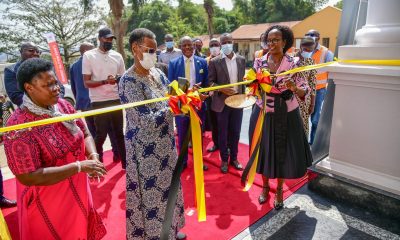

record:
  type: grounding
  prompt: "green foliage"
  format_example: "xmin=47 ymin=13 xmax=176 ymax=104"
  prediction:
xmin=232 ymin=0 xmax=328 ymax=24
xmin=0 ymin=0 xmax=103 ymax=64
xmin=334 ymin=0 xmax=343 ymax=9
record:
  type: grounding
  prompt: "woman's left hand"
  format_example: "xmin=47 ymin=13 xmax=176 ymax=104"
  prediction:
xmin=285 ymin=79 xmax=297 ymax=92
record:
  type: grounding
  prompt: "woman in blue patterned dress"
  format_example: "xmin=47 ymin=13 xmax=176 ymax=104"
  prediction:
xmin=119 ymin=28 xmax=185 ymax=239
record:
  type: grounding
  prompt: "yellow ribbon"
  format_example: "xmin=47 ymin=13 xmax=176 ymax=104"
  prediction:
xmin=243 ymin=107 xmax=265 ymax=191
xmin=1 ymin=59 xmax=399 ymax=134
xmin=169 ymin=81 xmax=206 ymax=222
xmin=0 ymin=210 xmax=11 ymax=240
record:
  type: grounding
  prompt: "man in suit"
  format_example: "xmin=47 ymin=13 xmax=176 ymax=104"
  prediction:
xmin=208 ymin=33 xmax=245 ymax=174
xmin=169 ymin=36 xmax=209 ymax=171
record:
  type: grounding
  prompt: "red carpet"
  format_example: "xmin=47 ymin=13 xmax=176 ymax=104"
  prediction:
xmin=2 ymin=133 xmax=315 ymax=239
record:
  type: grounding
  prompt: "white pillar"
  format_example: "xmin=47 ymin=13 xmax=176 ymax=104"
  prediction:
xmin=316 ymin=0 xmax=400 ymax=195
xmin=339 ymin=0 xmax=400 ymax=60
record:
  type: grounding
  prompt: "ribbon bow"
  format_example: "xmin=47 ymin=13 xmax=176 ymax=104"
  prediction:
xmin=167 ymin=80 xmax=206 ymax=222
xmin=245 ymin=68 xmax=273 ymax=97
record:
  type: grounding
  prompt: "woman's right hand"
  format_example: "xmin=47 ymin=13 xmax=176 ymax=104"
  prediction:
xmin=80 ymin=160 xmax=107 ymax=177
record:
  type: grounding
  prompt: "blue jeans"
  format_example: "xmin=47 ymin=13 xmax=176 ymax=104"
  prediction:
xmin=310 ymin=87 xmax=327 ymax=145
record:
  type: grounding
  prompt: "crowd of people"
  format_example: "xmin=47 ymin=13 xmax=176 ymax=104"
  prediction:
xmin=0 ymin=24 xmax=332 ymax=239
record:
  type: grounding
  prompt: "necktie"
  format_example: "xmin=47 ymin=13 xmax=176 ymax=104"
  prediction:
xmin=185 ymin=58 xmax=191 ymax=83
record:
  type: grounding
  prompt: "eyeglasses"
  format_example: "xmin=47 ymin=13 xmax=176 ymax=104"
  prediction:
xmin=305 ymin=33 xmax=318 ymax=37
xmin=25 ymin=48 xmax=41 ymax=54
xmin=139 ymin=45 xmax=156 ymax=54
xmin=266 ymin=38 xmax=281 ymax=45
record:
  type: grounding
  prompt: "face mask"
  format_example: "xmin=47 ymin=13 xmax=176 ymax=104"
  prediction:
xmin=103 ymin=42 xmax=113 ymax=51
xmin=221 ymin=43 xmax=233 ymax=55
xmin=210 ymin=46 xmax=220 ymax=56
xmin=139 ymin=52 xmax=157 ymax=70
xmin=301 ymin=51 xmax=312 ymax=59
xmin=260 ymin=42 xmax=267 ymax=49
xmin=165 ymin=41 xmax=174 ymax=49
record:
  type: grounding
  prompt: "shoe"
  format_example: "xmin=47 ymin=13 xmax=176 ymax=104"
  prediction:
xmin=274 ymin=187 xmax=284 ymax=210
xmin=258 ymin=186 xmax=270 ymax=205
xmin=230 ymin=160 xmax=243 ymax=170
xmin=203 ymin=164 xmax=209 ymax=171
xmin=207 ymin=145 xmax=218 ymax=152
xmin=176 ymin=232 xmax=186 ymax=239
xmin=220 ymin=162 xmax=228 ymax=174
xmin=0 ymin=197 xmax=17 ymax=208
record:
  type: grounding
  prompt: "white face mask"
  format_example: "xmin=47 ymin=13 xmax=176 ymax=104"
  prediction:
xmin=221 ymin=43 xmax=233 ymax=55
xmin=301 ymin=51 xmax=312 ymax=59
xmin=210 ymin=46 xmax=220 ymax=56
xmin=139 ymin=53 xmax=157 ymax=70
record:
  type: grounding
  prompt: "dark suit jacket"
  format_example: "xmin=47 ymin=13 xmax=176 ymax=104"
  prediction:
xmin=168 ymin=55 xmax=208 ymax=88
xmin=208 ymin=53 xmax=246 ymax=112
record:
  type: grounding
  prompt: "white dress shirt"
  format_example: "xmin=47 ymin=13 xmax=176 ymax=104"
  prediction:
xmin=183 ymin=55 xmax=196 ymax=87
xmin=222 ymin=52 xmax=238 ymax=91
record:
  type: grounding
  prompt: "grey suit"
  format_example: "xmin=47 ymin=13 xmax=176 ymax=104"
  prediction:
xmin=209 ymin=54 xmax=246 ymax=113
xmin=208 ymin=53 xmax=246 ymax=164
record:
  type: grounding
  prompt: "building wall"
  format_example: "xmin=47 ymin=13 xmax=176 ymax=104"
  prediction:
xmin=237 ymin=40 xmax=263 ymax=64
xmin=292 ymin=6 xmax=342 ymax=53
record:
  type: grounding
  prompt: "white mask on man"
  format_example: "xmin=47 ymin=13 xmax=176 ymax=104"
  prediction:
xmin=210 ymin=47 xmax=220 ymax=56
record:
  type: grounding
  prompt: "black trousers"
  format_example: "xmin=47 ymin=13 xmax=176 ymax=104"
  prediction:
xmin=91 ymin=100 xmax=126 ymax=168
xmin=217 ymin=106 xmax=243 ymax=162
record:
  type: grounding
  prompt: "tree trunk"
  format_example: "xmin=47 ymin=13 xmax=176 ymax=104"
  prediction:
xmin=109 ymin=0 xmax=127 ymax=61
xmin=207 ymin=15 xmax=213 ymax=39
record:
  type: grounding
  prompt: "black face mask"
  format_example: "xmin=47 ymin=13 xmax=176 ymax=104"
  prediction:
xmin=103 ymin=42 xmax=113 ymax=51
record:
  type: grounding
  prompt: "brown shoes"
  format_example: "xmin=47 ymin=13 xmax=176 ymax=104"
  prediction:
xmin=230 ymin=160 xmax=243 ymax=170
xmin=220 ymin=162 xmax=228 ymax=174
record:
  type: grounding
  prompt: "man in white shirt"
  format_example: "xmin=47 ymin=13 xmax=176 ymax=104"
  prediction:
xmin=158 ymin=34 xmax=182 ymax=65
xmin=82 ymin=27 xmax=126 ymax=169
xmin=208 ymin=33 xmax=246 ymax=174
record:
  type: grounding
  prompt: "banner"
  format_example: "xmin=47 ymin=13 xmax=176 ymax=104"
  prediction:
xmin=44 ymin=32 xmax=68 ymax=84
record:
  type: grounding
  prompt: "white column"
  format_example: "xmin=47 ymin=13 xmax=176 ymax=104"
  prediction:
xmin=339 ymin=0 xmax=400 ymax=60
xmin=316 ymin=0 xmax=400 ymax=195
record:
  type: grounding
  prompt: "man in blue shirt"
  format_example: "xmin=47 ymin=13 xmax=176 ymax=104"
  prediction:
xmin=70 ymin=42 xmax=121 ymax=163
xmin=4 ymin=42 xmax=65 ymax=106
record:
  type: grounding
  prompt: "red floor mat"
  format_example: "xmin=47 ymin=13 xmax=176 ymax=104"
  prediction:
xmin=2 ymin=133 xmax=315 ymax=239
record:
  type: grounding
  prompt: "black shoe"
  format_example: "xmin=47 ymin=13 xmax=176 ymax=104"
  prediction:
xmin=203 ymin=164 xmax=209 ymax=171
xmin=274 ymin=187 xmax=284 ymax=210
xmin=258 ymin=186 xmax=270 ymax=205
xmin=0 ymin=197 xmax=17 ymax=208
xmin=207 ymin=145 xmax=218 ymax=152
xmin=220 ymin=162 xmax=228 ymax=174
xmin=230 ymin=160 xmax=243 ymax=170
xmin=176 ymin=232 xmax=186 ymax=240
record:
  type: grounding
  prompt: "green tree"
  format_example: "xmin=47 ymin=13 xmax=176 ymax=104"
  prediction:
xmin=204 ymin=0 xmax=215 ymax=39
xmin=128 ymin=0 xmax=175 ymax=45
xmin=232 ymin=0 xmax=328 ymax=24
xmin=82 ymin=0 xmax=146 ymax=61
xmin=334 ymin=0 xmax=343 ymax=9
xmin=0 ymin=0 xmax=102 ymax=65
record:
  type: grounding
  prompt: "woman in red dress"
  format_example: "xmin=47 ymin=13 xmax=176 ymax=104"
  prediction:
xmin=4 ymin=58 xmax=107 ymax=240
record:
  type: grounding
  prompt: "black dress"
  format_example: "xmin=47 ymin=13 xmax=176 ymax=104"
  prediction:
xmin=249 ymin=54 xmax=313 ymax=179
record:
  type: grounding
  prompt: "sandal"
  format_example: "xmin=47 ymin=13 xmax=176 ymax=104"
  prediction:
xmin=258 ymin=186 xmax=270 ymax=205
xmin=274 ymin=187 xmax=284 ymax=210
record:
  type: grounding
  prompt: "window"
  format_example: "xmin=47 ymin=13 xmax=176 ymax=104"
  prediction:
xmin=322 ymin=38 xmax=330 ymax=48
xmin=295 ymin=38 xmax=302 ymax=49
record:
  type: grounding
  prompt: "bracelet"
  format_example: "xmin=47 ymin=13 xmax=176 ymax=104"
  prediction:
xmin=76 ymin=161 xmax=81 ymax=173
xmin=88 ymin=152 xmax=100 ymax=160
